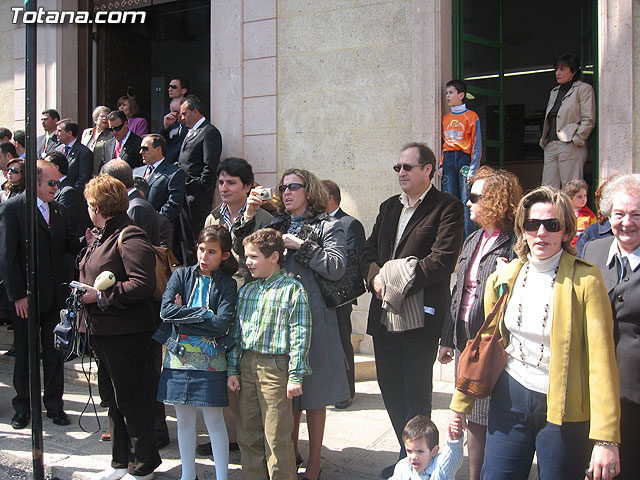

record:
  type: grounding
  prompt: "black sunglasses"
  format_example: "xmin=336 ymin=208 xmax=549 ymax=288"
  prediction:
xmin=40 ymin=179 xmax=60 ymax=188
xmin=168 ymin=84 xmax=178 ymax=89
xmin=108 ymin=123 xmax=125 ymax=132
xmin=7 ymin=167 xmax=22 ymax=174
xmin=468 ymin=193 xmax=483 ymax=204
xmin=523 ymin=218 xmax=562 ymax=233
xmin=393 ymin=163 xmax=425 ymax=172
xmin=140 ymin=146 xmax=150 ymax=152
xmin=278 ymin=183 xmax=306 ymax=192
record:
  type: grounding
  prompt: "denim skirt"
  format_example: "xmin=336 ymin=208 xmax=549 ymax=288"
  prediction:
xmin=158 ymin=368 xmax=229 ymax=408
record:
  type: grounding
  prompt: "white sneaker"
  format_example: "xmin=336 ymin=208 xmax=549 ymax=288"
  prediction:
xmin=121 ymin=473 xmax=154 ymax=480
xmin=92 ymin=467 xmax=128 ymax=480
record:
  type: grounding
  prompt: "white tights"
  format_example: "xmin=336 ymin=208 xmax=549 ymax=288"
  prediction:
xmin=174 ymin=404 xmax=229 ymax=480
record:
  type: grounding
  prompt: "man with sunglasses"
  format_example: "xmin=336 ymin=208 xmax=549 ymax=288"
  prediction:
xmin=54 ymin=118 xmax=94 ymax=193
xmin=361 ymin=142 xmax=465 ymax=479
xmin=0 ymin=160 xmax=82 ymax=430
xmin=98 ymin=110 xmax=143 ymax=170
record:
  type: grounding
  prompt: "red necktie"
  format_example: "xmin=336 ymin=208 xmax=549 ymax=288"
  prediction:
xmin=144 ymin=165 xmax=154 ymax=181
xmin=114 ymin=141 xmax=123 ymax=158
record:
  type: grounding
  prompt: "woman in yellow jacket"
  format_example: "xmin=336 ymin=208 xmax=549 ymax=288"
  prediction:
xmin=450 ymin=186 xmax=620 ymax=480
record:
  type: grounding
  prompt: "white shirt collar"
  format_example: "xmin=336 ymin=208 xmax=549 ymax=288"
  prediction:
xmin=59 ymin=175 xmax=67 ymax=183
xmin=127 ymin=187 xmax=137 ymax=196
xmin=118 ymin=130 xmax=131 ymax=145
xmin=191 ymin=116 xmax=206 ymax=132
xmin=607 ymin=239 xmax=640 ymax=272
xmin=36 ymin=197 xmax=48 ymax=210
xmin=329 ymin=207 xmax=339 ymax=217
xmin=66 ymin=138 xmax=77 ymax=148
xmin=149 ymin=157 xmax=165 ymax=169
xmin=399 ymin=183 xmax=431 ymax=208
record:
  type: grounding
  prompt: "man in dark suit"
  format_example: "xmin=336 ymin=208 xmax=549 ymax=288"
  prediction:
xmin=55 ymin=118 xmax=93 ymax=192
xmin=178 ymin=95 xmax=222 ymax=236
xmin=360 ymin=143 xmax=464 ymax=478
xmin=37 ymin=108 xmax=60 ymax=158
xmin=159 ymin=97 xmax=188 ymax=165
xmin=0 ymin=160 xmax=79 ymax=429
xmin=99 ymin=110 xmax=143 ymax=170
xmin=323 ymin=179 xmax=366 ymax=409
xmin=103 ymin=159 xmax=159 ymax=245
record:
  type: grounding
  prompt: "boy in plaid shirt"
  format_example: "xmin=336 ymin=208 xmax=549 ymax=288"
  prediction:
xmin=227 ymin=228 xmax=311 ymax=480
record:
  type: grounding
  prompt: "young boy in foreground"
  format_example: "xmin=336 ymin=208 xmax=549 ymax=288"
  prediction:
xmin=227 ymin=228 xmax=311 ymax=480
xmin=390 ymin=415 xmax=464 ymax=480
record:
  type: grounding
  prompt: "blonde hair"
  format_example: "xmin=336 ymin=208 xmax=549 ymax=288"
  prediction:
xmin=470 ymin=166 xmax=522 ymax=230
xmin=84 ymin=174 xmax=129 ymax=217
xmin=513 ymin=186 xmax=577 ymax=260
xmin=276 ymin=168 xmax=328 ymax=218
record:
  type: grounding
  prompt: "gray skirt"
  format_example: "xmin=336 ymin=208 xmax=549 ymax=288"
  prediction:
xmin=455 ymin=349 xmax=490 ymax=426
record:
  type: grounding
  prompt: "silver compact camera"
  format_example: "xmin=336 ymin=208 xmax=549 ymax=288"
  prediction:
xmin=258 ymin=187 xmax=273 ymax=201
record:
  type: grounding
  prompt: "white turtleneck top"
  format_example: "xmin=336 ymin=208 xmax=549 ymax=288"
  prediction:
xmin=504 ymin=249 xmax=563 ymax=394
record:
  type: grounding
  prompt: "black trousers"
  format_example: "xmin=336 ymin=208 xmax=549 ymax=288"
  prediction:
xmin=12 ymin=305 xmax=64 ymax=415
xmin=619 ymin=400 xmax=640 ymax=480
xmin=336 ymin=304 xmax=355 ymax=399
xmin=373 ymin=325 xmax=439 ymax=457
xmin=185 ymin=188 xmax=212 ymax=237
xmin=91 ymin=332 xmax=161 ymax=476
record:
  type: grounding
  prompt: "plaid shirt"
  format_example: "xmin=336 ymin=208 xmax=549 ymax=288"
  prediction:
xmin=228 ymin=268 xmax=312 ymax=383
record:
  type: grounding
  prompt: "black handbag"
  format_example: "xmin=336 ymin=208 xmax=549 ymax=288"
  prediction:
xmin=315 ymin=248 xmax=366 ymax=308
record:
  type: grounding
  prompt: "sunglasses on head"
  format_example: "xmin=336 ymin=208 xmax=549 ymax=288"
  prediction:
xmin=108 ymin=123 xmax=125 ymax=132
xmin=168 ymin=84 xmax=178 ymax=89
xmin=523 ymin=218 xmax=562 ymax=233
xmin=7 ymin=167 xmax=22 ymax=174
xmin=393 ymin=163 xmax=425 ymax=173
xmin=278 ymin=183 xmax=306 ymax=192
xmin=469 ymin=193 xmax=483 ymax=204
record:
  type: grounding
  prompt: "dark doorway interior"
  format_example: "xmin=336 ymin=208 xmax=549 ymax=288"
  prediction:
xmin=96 ymin=0 xmax=210 ymax=134
xmin=454 ymin=0 xmax=597 ymax=193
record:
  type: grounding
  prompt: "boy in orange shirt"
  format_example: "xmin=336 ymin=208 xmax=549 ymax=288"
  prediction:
xmin=563 ymin=179 xmax=596 ymax=246
xmin=440 ymin=79 xmax=482 ymax=237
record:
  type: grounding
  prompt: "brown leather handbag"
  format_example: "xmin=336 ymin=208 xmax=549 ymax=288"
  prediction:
xmin=456 ymin=287 xmax=510 ymax=398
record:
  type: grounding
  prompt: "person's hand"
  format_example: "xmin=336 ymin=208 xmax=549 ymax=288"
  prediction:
xmin=282 ymin=234 xmax=304 ymax=251
xmin=174 ymin=293 xmax=183 ymax=306
xmin=586 ymin=444 xmax=619 ymax=480
xmin=14 ymin=297 xmax=28 ymax=319
xmin=85 ymin=227 xmax=95 ymax=246
xmin=448 ymin=415 xmax=463 ymax=440
xmin=80 ymin=284 xmax=99 ymax=304
xmin=244 ymin=189 xmax=266 ymax=221
xmin=438 ymin=167 xmax=444 ymax=178
xmin=163 ymin=111 xmax=178 ymax=130
xmin=438 ymin=346 xmax=454 ymax=364
xmin=449 ymin=409 xmax=468 ymax=432
xmin=227 ymin=375 xmax=241 ymax=392
xmin=287 ymin=382 xmax=303 ymax=399
xmin=372 ymin=273 xmax=383 ymax=300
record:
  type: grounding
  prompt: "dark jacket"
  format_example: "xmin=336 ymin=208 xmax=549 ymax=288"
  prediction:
xmin=79 ymin=213 xmax=157 ymax=335
xmin=100 ymin=132 xmax=143 ymax=170
xmin=133 ymin=159 xmax=186 ymax=221
xmin=128 ymin=190 xmax=160 ymax=246
xmin=178 ymin=122 xmax=222 ymax=196
xmin=55 ymin=140 xmax=94 ymax=192
xmin=360 ymin=186 xmax=465 ymax=338
xmin=440 ymin=228 xmax=516 ymax=350
xmin=154 ymin=265 xmax=237 ymax=357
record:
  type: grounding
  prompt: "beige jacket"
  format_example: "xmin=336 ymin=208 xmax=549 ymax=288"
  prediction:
xmin=539 ymin=80 xmax=596 ymax=148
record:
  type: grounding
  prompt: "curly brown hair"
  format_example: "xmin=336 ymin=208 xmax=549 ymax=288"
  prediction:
xmin=470 ymin=166 xmax=522 ymax=231
xmin=84 ymin=174 xmax=129 ymax=218
xmin=513 ymin=186 xmax=577 ymax=260
xmin=276 ymin=168 xmax=328 ymax=218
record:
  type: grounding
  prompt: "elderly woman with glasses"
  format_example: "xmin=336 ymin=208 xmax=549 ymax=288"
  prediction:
xmin=582 ymin=174 xmax=640 ymax=480
xmin=81 ymin=106 xmax=113 ymax=175
xmin=438 ymin=166 xmax=522 ymax=480
xmin=234 ymin=168 xmax=349 ymax=480
xmin=450 ymin=186 xmax=620 ymax=480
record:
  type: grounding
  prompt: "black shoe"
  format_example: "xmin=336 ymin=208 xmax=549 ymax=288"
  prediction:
xmin=155 ymin=436 xmax=170 ymax=449
xmin=3 ymin=345 xmax=15 ymax=356
xmin=335 ymin=396 xmax=353 ymax=409
xmin=47 ymin=410 xmax=71 ymax=426
xmin=196 ymin=441 xmax=212 ymax=456
xmin=296 ymin=454 xmax=304 ymax=468
xmin=381 ymin=464 xmax=395 ymax=479
xmin=229 ymin=442 xmax=239 ymax=451
xmin=11 ymin=412 xmax=30 ymax=429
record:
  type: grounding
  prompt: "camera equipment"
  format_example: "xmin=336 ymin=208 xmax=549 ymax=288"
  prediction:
xmin=258 ymin=187 xmax=273 ymax=201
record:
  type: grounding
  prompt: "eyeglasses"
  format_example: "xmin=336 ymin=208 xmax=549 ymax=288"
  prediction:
xmin=40 ymin=179 xmax=60 ymax=188
xmin=140 ymin=146 xmax=150 ymax=152
xmin=523 ymin=218 xmax=562 ymax=233
xmin=7 ymin=167 xmax=22 ymax=174
xmin=168 ymin=84 xmax=179 ymax=89
xmin=278 ymin=183 xmax=306 ymax=192
xmin=393 ymin=163 xmax=426 ymax=172
xmin=108 ymin=123 xmax=125 ymax=132
xmin=468 ymin=193 xmax=483 ymax=204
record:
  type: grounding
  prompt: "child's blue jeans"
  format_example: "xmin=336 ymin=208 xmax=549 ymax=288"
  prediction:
xmin=442 ymin=150 xmax=477 ymax=237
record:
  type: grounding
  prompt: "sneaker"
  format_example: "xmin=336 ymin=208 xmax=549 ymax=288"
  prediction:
xmin=92 ymin=467 xmax=127 ymax=480
xmin=121 ymin=473 xmax=154 ymax=480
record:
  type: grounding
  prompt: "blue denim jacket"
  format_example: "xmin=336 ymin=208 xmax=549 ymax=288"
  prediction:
xmin=152 ymin=265 xmax=237 ymax=357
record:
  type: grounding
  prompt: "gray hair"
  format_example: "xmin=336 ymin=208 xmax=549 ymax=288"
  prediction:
xmin=92 ymin=105 xmax=111 ymax=121
xmin=599 ymin=174 xmax=640 ymax=218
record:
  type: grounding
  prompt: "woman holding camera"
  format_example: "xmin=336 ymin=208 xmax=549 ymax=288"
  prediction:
xmin=78 ymin=175 xmax=160 ymax=480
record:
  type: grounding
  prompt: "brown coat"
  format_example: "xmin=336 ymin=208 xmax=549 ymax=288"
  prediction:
xmin=360 ymin=185 xmax=465 ymax=338
xmin=79 ymin=213 xmax=157 ymax=335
